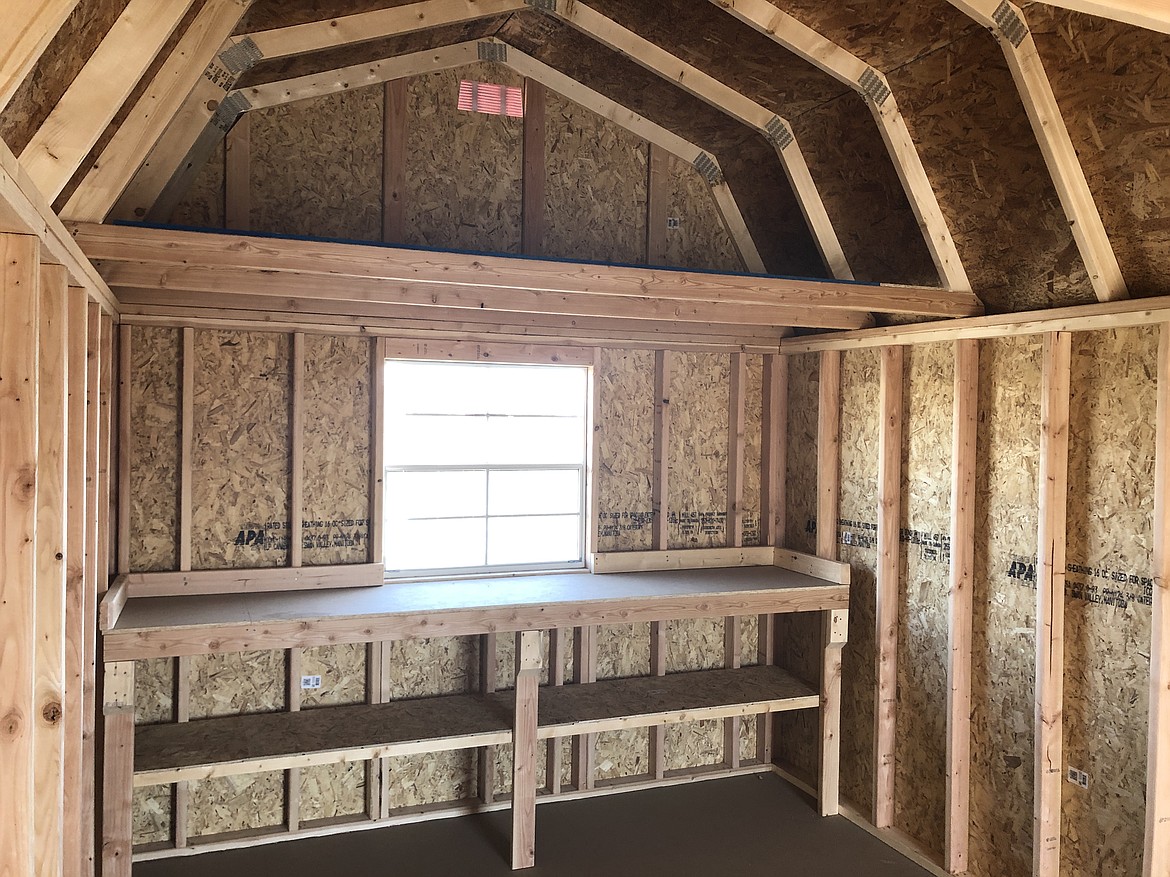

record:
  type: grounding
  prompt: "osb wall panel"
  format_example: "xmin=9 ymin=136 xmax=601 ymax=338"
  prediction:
xmin=668 ymin=353 xmax=729 ymax=549
xmin=191 ymin=330 xmax=291 ymax=570
xmin=596 ymin=729 xmax=649 ymax=781
xmin=250 ymin=86 xmax=382 ymax=241
xmin=171 ymin=138 xmax=224 ymax=228
xmin=133 ymin=656 xmax=175 ymax=847
xmin=299 ymin=763 xmax=365 ymax=823
xmin=0 ymin=0 xmax=130 ymax=153
xmin=188 ymin=772 xmax=285 ymax=838
xmin=383 ymin=636 xmax=477 ymax=699
xmin=776 ymin=352 xmax=821 ymax=780
xmin=894 ymin=343 xmax=954 ymax=853
xmin=1062 ymin=327 xmax=1157 ymax=877
xmin=970 ymin=335 xmax=1042 ymax=877
xmin=666 ymin=617 xmax=725 ymax=770
xmin=302 ymin=335 xmax=371 ymax=565
xmin=595 ymin=348 xmax=655 ymax=552
xmin=1029 ymin=8 xmax=1170 ymax=298
xmin=596 ymin=623 xmax=649 ymax=680
xmin=886 ymin=28 xmax=1094 ymax=311
xmin=384 ymin=750 xmax=477 ymax=809
xmin=300 ymin=644 xmax=366 ymax=708
xmin=129 ymin=326 xmax=180 ymax=572
xmin=132 ymin=785 xmax=171 ymax=847
xmin=405 ymin=63 xmax=522 ymax=254
xmin=742 ymin=355 xmax=764 ymax=547
xmin=836 ymin=349 xmax=880 ymax=814
xmin=663 ymin=153 xmax=743 ymax=272
xmin=544 ymin=89 xmax=647 ymax=265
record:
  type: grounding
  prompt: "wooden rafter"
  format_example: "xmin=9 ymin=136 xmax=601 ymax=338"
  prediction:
xmin=1041 ymin=0 xmax=1170 ymax=34
xmin=706 ymin=0 xmax=971 ymax=294
xmin=538 ymin=0 xmax=853 ymax=281
xmin=236 ymin=38 xmax=767 ymax=272
xmin=945 ymin=0 xmax=1127 ymax=302
xmin=60 ymin=0 xmax=253 ymax=223
xmin=0 ymin=0 xmax=80 ymax=112
xmin=20 ymin=0 xmax=200 ymax=201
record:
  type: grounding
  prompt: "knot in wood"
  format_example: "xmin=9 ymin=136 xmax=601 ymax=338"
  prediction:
xmin=42 ymin=702 xmax=62 ymax=724
xmin=2 ymin=709 xmax=23 ymax=738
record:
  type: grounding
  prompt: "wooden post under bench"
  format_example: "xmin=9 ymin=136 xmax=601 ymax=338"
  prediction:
xmin=102 ymin=660 xmax=136 ymax=877
xmin=512 ymin=630 xmax=542 ymax=869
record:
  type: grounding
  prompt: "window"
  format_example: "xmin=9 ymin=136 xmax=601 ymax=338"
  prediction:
xmin=457 ymin=80 xmax=524 ymax=118
xmin=383 ymin=360 xmax=589 ymax=577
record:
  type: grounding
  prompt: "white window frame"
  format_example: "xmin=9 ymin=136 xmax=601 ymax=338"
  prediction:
xmin=381 ymin=358 xmax=591 ymax=580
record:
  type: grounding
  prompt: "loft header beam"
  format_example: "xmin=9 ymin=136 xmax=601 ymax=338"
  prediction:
xmin=69 ymin=222 xmax=983 ymax=319
xmin=706 ymin=0 xmax=971 ymax=294
xmin=945 ymin=0 xmax=1128 ymax=302
xmin=233 ymin=39 xmax=765 ymax=272
xmin=524 ymin=0 xmax=854 ymax=281
xmin=1040 ymin=0 xmax=1170 ymax=34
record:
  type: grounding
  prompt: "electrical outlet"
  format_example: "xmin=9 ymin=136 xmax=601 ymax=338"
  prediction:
xmin=301 ymin=675 xmax=322 ymax=690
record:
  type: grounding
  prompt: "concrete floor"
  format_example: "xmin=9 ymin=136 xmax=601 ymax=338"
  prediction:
xmin=137 ymin=774 xmax=935 ymax=877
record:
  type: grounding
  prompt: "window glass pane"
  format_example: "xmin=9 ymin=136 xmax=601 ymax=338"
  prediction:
xmin=488 ymin=469 xmax=580 ymax=516
xmin=386 ymin=470 xmax=485 ymax=520
xmin=387 ymin=361 xmax=487 ymax=415
xmin=386 ymin=517 xmax=486 ymax=571
xmin=483 ymin=415 xmax=585 ymax=465
xmin=387 ymin=414 xmax=489 ymax=466
xmin=487 ymin=515 xmax=581 ymax=566
xmin=479 ymin=365 xmax=587 ymax=417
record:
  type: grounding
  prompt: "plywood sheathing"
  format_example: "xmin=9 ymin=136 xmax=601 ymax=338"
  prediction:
xmin=1027 ymin=7 xmax=1170 ymax=298
xmin=667 ymin=353 xmax=729 ymax=550
xmin=0 ymin=0 xmax=131 ymax=154
xmin=191 ymin=330 xmax=291 ymax=570
xmin=133 ymin=657 xmax=176 ymax=847
xmin=1062 ymin=327 xmax=1157 ymax=875
xmin=894 ymin=343 xmax=954 ymax=854
xmin=384 ymin=749 xmax=478 ymax=809
xmin=235 ymin=0 xmax=442 ymax=32
xmin=663 ymin=152 xmax=743 ymax=272
xmin=743 ymin=355 xmax=764 ymax=547
xmin=836 ymin=349 xmax=880 ymax=817
xmin=544 ymin=89 xmax=647 ymax=264
xmin=128 ymin=326 xmax=180 ymax=572
xmin=171 ymin=138 xmax=225 ymax=228
xmin=496 ymin=14 xmax=824 ymax=277
xmin=301 ymin=335 xmax=371 ymax=565
xmin=595 ymin=348 xmax=655 ymax=553
xmin=775 ymin=352 xmax=820 ymax=782
xmin=405 ymin=63 xmax=522 ymax=254
xmin=250 ymin=86 xmax=383 ymax=241
xmin=970 ymin=335 xmax=1042 ymax=877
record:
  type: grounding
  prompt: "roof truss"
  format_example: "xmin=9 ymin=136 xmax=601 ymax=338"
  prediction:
xmin=1040 ymin=0 xmax=1170 ymax=34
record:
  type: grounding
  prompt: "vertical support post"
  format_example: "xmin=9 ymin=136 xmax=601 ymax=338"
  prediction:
xmin=1145 ymin=323 xmax=1170 ymax=877
xmin=588 ymin=348 xmax=602 ymax=566
xmin=382 ymin=79 xmax=407 ymax=244
xmin=649 ymin=620 xmax=667 ymax=779
xmin=98 ymin=314 xmax=114 ymax=591
xmin=724 ymin=615 xmax=742 ymax=769
xmin=478 ymin=632 xmax=498 ymax=804
xmin=512 ymin=630 xmax=542 ymax=869
xmin=545 ymin=629 xmax=565 ymax=795
xmin=224 ymin=113 xmax=250 ymax=231
xmin=366 ymin=640 xmax=383 ymax=819
xmin=82 ymin=301 xmax=101 ymax=876
xmin=173 ymin=655 xmax=190 ymax=848
xmin=290 ymin=332 xmax=304 ymax=569
xmin=116 ymin=323 xmax=131 ymax=575
xmin=646 ymin=143 xmax=668 ymax=264
xmin=946 ymin=339 xmax=979 ymax=873
xmin=874 ymin=345 xmax=904 ymax=829
xmin=521 ymin=78 xmax=545 ymax=257
xmin=756 ymin=611 xmax=776 ymax=764
xmin=571 ymin=625 xmax=597 ymax=790
xmin=35 ymin=263 xmax=68 ymax=877
xmin=760 ymin=353 xmax=787 ymax=548
xmin=727 ymin=352 xmax=747 ymax=547
xmin=62 ymin=285 xmax=88 ymax=877
xmin=817 ymin=349 xmax=842 ymax=817
xmin=0 ymin=233 xmax=40 ymax=877
xmin=370 ymin=337 xmax=385 ymax=566
xmin=378 ymin=641 xmax=393 ymax=819
xmin=179 ymin=327 xmax=194 ymax=572
xmin=286 ymin=648 xmax=303 ymax=833
xmin=652 ymin=350 xmax=672 ymax=551
xmin=1034 ymin=331 xmax=1071 ymax=877
xmin=100 ymin=661 xmax=135 ymax=877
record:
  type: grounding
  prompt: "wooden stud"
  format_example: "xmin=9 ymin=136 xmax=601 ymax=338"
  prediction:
xmin=224 ymin=114 xmax=251 ymax=231
xmin=588 ymin=348 xmax=603 ymax=567
xmin=874 ymin=345 xmax=904 ymax=829
xmin=382 ymin=80 xmax=408 ymax=244
xmin=1034 ymin=331 xmax=1071 ymax=877
xmin=649 ymin=621 xmax=668 ymax=779
xmin=727 ymin=352 xmax=747 ymax=548
xmin=652 ymin=351 xmax=672 ymax=551
xmin=0 ymin=234 xmax=40 ymax=877
xmin=646 ymin=143 xmax=668 ymax=265
xmin=817 ymin=351 xmax=842 ymax=559
xmin=760 ymin=354 xmax=787 ymax=548
xmin=724 ymin=616 xmax=743 ymax=769
xmin=20 ymin=0 xmax=199 ymax=201
xmin=286 ymin=648 xmax=303 ymax=834
xmin=522 ymin=79 xmax=546 ymax=257
xmin=756 ymin=612 xmax=776 ymax=765
xmin=101 ymin=661 xmax=136 ymax=877
xmin=1145 ymin=324 xmax=1170 ymax=877
xmin=946 ymin=339 xmax=979 ymax=873
xmin=116 ymin=324 xmax=131 ymax=574
xmin=512 ymin=630 xmax=542 ymax=869
xmin=365 ymin=641 xmax=384 ymax=819
xmin=378 ymin=641 xmax=394 ymax=820
xmin=572 ymin=625 xmax=598 ymax=790
xmin=62 ymin=285 xmax=88 ymax=877
xmin=0 ymin=1 xmax=80 ymax=112
xmin=820 ymin=609 xmax=848 ymax=817
xmin=370 ymin=337 xmax=386 ymax=565
xmin=478 ymin=632 xmax=498 ymax=805
xmin=179 ymin=328 xmax=194 ymax=572
xmin=546 ymin=628 xmax=565 ymax=795
xmin=173 ymin=655 xmax=191 ymax=848
xmin=290 ymin=332 xmax=304 ymax=568
xmin=81 ymin=301 xmax=101 ymax=877
xmin=99 ymin=315 xmax=114 ymax=591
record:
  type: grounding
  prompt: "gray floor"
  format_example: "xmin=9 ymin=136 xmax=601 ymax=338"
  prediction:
xmin=137 ymin=774 xmax=935 ymax=877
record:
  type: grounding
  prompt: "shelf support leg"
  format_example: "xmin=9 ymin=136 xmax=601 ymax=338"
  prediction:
xmin=819 ymin=609 xmax=848 ymax=817
xmin=512 ymin=630 xmax=542 ymax=869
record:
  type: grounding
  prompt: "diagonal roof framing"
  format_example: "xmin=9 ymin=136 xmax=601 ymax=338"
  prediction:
xmin=533 ymin=0 xmax=852 ymax=281
xmin=236 ymin=39 xmax=767 ymax=272
xmin=707 ymin=0 xmax=971 ymax=294
xmin=944 ymin=0 xmax=1128 ymax=302
xmin=0 ymin=0 xmax=81 ymax=112
xmin=1038 ymin=0 xmax=1170 ymax=34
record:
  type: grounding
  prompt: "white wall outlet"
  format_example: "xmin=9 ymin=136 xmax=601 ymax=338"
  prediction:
xmin=301 ymin=675 xmax=322 ymax=690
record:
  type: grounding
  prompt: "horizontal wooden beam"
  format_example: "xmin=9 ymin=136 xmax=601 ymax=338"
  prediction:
xmin=1040 ymin=0 xmax=1170 ymax=34
xmin=591 ymin=547 xmax=776 ymax=573
xmin=779 ymin=293 xmax=1170 ymax=351
xmin=70 ymin=223 xmax=980 ymax=317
